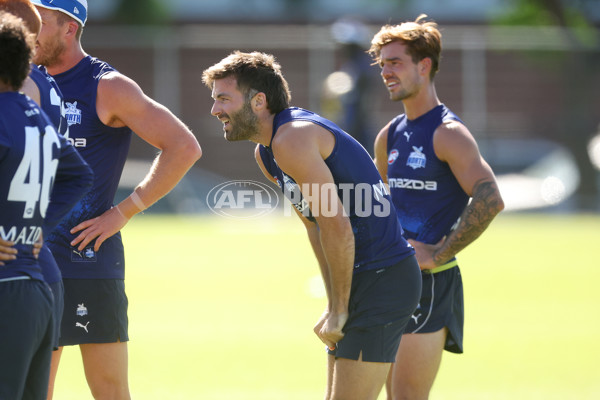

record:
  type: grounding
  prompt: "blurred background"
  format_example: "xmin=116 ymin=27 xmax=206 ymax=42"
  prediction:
xmin=51 ymin=3 xmax=600 ymax=398
xmin=82 ymin=0 xmax=600 ymax=215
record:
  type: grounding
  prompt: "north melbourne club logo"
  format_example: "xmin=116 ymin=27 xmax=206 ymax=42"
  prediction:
xmin=76 ymin=303 xmax=88 ymax=316
xmin=85 ymin=248 xmax=95 ymax=259
xmin=71 ymin=246 xmax=97 ymax=262
xmin=406 ymin=146 xmax=427 ymax=170
xmin=65 ymin=101 xmax=82 ymax=126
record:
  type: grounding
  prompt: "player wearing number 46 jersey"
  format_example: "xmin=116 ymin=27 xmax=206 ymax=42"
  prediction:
xmin=0 ymin=0 xmax=88 ymax=361
xmin=0 ymin=11 xmax=91 ymax=400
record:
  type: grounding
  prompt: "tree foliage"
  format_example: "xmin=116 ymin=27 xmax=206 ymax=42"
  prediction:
xmin=113 ymin=0 xmax=169 ymax=25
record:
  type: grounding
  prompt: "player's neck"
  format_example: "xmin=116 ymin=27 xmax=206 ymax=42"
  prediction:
xmin=0 ymin=81 xmax=14 ymax=93
xmin=45 ymin=43 xmax=87 ymax=76
xmin=402 ymin=84 xmax=441 ymax=121
xmin=251 ymin=113 xmax=276 ymax=147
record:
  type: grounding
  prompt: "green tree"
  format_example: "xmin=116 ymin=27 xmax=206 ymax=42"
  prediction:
xmin=113 ymin=0 xmax=170 ymax=25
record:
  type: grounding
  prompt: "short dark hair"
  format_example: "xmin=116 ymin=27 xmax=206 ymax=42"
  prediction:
xmin=202 ymin=51 xmax=291 ymax=114
xmin=0 ymin=11 xmax=34 ymax=90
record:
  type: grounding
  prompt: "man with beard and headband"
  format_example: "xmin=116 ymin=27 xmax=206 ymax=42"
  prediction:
xmin=202 ymin=51 xmax=422 ymax=400
xmin=31 ymin=1 xmax=203 ymax=399
xmin=370 ymin=15 xmax=504 ymax=400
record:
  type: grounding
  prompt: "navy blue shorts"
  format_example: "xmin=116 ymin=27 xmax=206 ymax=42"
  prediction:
xmin=59 ymin=279 xmax=129 ymax=346
xmin=328 ymin=255 xmax=422 ymax=362
xmin=48 ymin=280 xmax=64 ymax=350
xmin=0 ymin=278 xmax=53 ymax=400
xmin=403 ymin=265 xmax=464 ymax=353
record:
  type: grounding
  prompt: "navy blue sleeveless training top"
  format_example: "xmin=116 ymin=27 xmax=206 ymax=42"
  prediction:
xmin=260 ymin=107 xmax=414 ymax=273
xmin=0 ymin=93 xmax=61 ymax=281
xmin=386 ymin=104 xmax=469 ymax=244
xmin=46 ymin=56 xmax=132 ymax=279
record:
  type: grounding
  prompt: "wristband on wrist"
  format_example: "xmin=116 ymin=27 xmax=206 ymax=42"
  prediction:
xmin=114 ymin=204 xmax=127 ymax=219
xmin=130 ymin=190 xmax=147 ymax=212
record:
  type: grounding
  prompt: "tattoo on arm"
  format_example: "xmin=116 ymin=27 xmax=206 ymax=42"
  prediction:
xmin=433 ymin=179 xmax=503 ymax=265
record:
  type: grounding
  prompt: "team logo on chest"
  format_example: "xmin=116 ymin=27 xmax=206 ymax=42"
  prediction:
xmin=388 ymin=149 xmax=399 ymax=165
xmin=65 ymin=101 xmax=82 ymax=126
xmin=407 ymin=146 xmax=427 ymax=169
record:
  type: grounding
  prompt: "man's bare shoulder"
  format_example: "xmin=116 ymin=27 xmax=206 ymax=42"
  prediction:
xmin=438 ymin=119 xmax=469 ymax=135
xmin=96 ymin=71 xmax=147 ymax=126
xmin=273 ymin=120 xmax=315 ymax=146
xmin=434 ymin=119 xmax=480 ymax=162
xmin=434 ymin=119 xmax=476 ymax=146
xmin=273 ymin=120 xmax=330 ymax=153
xmin=97 ymin=71 xmax=142 ymax=97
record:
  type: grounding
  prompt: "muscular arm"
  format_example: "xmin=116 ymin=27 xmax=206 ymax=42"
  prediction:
xmin=71 ymin=72 xmax=202 ymax=251
xmin=410 ymin=121 xmax=504 ymax=268
xmin=432 ymin=177 xmax=503 ymax=264
xmin=254 ymin=145 xmax=332 ymax=301
xmin=298 ymin=213 xmax=341 ymax=346
xmin=268 ymin=124 xmax=354 ymax=348
xmin=98 ymin=72 xmax=202 ymax=215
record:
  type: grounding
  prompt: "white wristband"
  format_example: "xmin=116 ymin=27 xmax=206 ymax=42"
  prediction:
xmin=130 ymin=190 xmax=147 ymax=212
xmin=114 ymin=204 xmax=126 ymax=219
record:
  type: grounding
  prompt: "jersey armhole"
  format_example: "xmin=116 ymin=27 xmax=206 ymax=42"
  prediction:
xmin=258 ymin=145 xmax=277 ymax=180
xmin=386 ymin=116 xmax=403 ymax=154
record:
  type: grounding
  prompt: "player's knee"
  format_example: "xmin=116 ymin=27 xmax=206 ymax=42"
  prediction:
xmin=88 ymin=378 xmax=130 ymax=400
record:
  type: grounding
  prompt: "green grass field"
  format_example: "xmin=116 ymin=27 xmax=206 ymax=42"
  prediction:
xmin=52 ymin=212 xmax=600 ymax=399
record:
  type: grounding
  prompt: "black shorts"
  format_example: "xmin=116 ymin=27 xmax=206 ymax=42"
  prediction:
xmin=59 ymin=279 xmax=129 ymax=346
xmin=0 ymin=278 xmax=53 ymax=400
xmin=403 ymin=265 xmax=464 ymax=353
xmin=48 ymin=280 xmax=64 ymax=350
xmin=328 ymin=256 xmax=422 ymax=362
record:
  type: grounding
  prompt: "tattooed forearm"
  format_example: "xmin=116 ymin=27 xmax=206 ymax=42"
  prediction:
xmin=433 ymin=179 xmax=504 ymax=265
